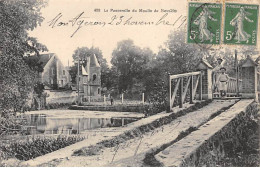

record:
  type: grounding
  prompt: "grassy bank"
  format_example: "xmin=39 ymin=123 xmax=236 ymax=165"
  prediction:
xmin=0 ymin=135 xmax=85 ymax=166
xmin=216 ymin=112 xmax=260 ymax=167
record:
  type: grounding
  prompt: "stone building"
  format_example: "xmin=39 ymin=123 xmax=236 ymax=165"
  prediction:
xmin=78 ymin=54 xmax=101 ymax=96
xmin=27 ymin=53 xmax=71 ymax=89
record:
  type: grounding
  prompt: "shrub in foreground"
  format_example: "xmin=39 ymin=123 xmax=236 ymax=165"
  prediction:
xmin=0 ymin=135 xmax=85 ymax=161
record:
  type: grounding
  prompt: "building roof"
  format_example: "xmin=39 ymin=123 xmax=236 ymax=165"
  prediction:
xmin=90 ymin=54 xmax=101 ymax=67
xmin=242 ymin=55 xmax=258 ymax=67
xmin=197 ymin=58 xmax=213 ymax=69
xmin=202 ymin=58 xmax=213 ymax=68
xmin=39 ymin=53 xmax=56 ymax=67
xmin=27 ymin=53 xmax=55 ymax=68
xmin=82 ymin=65 xmax=88 ymax=76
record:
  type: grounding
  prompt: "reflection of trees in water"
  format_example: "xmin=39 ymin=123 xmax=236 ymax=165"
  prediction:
xmin=29 ymin=114 xmax=47 ymax=126
xmin=26 ymin=115 xmax=140 ymax=135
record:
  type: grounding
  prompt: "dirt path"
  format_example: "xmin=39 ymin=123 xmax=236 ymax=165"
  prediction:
xmin=43 ymin=100 xmax=236 ymax=167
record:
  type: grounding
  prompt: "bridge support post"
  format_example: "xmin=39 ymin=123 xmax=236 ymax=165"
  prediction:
xmin=241 ymin=56 xmax=258 ymax=101
xmin=167 ymin=74 xmax=171 ymax=113
xmin=197 ymin=59 xmax=213 ymax=100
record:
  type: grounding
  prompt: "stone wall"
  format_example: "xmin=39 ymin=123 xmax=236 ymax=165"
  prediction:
xmin=45 ymin=90 xmax=77 ymax=104
xmin=155 ymin=100 xmax=259 ymax=167
xmin=181 ymin=102 xmax=258 ymax=166
xmin=69 ymin=104 xmax=148 ymax=113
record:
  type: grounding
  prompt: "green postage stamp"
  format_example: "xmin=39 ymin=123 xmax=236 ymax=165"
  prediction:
xmin=224 ymin=3 xmax=259 ymax=45
xmin=187 ymin=3 xmax=222 ymax=45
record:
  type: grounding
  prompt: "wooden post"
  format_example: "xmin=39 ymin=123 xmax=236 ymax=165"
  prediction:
xmin=121 ymin=93 xmax=124 ymax=103
xmin=77 ymin=57 xmax=80 ymax=105
xmin=122 ymin=118 xmax=124 ymax=126
xmin=167 ymin=74 xmax=171 ymax=112
xmin=235 ymin=50 xmax=239 ymax=96
xmin=88 ymin=96 xmax=91 ymax=103
xmin=78 ymin=118 xmax=80 ymax=134
xmin=190 ymin=75 xmax=194 ymax=104
xmin=179 ymin=77 xmax=183 ymax=108
xmin=104 ymin=95 xmax=106 ymax=104
xmin=199 ymin=73 xmax=203 ymax=100
xmin=142 ymin=93 xmax=145 ymax=104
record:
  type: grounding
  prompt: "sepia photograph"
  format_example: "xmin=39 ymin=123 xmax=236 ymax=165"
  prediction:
xmin=0 ymin=0 xmax=260 ymax=167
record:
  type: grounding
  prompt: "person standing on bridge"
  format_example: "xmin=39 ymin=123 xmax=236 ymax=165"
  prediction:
xmin=217 ymin=67 xmax=229 ymax=97
xmin=212 ymin=57 xmax=225 ymax=93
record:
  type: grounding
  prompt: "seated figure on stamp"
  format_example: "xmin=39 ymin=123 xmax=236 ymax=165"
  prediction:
xmin=212 ymin=57 xmax=226 ymax=93
xmin=194 ymin=6 xmax=218 ymax=43
xmin=217 ymin=67 xmax=229 ymax=97
xmin=230 ymin=7 xmax=254 ymax=43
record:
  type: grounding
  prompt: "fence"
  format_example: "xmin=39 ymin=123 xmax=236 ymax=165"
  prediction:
xmin=257 ymin=72 xmax=260 ymax=99
xmin=168 ymin=71 xmax=202 ymax=111
xmin=80 ymin=93 xmax=146 ymax=105
xmin=227 ymin=77 xmax=242 ymax=94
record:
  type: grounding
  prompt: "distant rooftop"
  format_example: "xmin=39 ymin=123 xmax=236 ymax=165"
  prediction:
xmin=27 ymin=53 xmax=56 ymax=68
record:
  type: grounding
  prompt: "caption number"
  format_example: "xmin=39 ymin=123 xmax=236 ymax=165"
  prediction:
xmin=189 ymin=31 xmax=197 ymax=40
xmin=225 ymin=31 xmax=234 ymax=41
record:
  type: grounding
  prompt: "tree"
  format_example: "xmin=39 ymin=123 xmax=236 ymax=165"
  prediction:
xmin=0 ymin=0 xmax=48 ymax=117
xmin=111 ymin=39 xmax=152 ymax=93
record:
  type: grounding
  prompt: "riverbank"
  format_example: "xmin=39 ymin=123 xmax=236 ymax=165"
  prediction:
xmin=25 ymin=100 xmax=239 ymax=167
xmin=19 ymin=100 xmax=209 ymax=166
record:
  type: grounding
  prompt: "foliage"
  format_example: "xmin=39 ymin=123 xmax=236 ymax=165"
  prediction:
xmin=0 ymin=0 xmax=48 ymax=116
xmin=146 ymin=81 xmax=168 ymax=114
xmin=33 ymin=82 xmax=45 ymax=97
xmin=111 ymin=39 xmax=154 ymax=93
xmin=0 ymin=116 xmax=29 ymax=135
xmin=0 ymin=135 xmax=85 ymax=161
xmin=216 ymin=110 xmax=260 ymax=167
xmin=69 ymin=64 xmax=78 ymax=84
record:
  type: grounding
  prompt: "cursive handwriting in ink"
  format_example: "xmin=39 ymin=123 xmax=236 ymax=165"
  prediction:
xmin=47 ymin=12 xmax=187 ymax=37
xmin=48 ymin=13 xmax=64 ymax=28
xmin=156 ymin=13 xmax=186 ymax=27
xmin=47 ymin=12 xmax=106 ymax=37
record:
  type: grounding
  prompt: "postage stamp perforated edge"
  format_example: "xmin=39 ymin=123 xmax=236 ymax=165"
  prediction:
xmin=186 ymin=0 xmax=222 ymax=46
xmin=186 ymin=0 xmax=259 ymax=47
xmin=222 ymin=2 xmax=259 ymax=45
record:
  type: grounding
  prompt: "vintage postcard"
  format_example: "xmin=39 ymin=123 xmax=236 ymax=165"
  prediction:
xmin=0 ymin=0 xmax=260 ymax=167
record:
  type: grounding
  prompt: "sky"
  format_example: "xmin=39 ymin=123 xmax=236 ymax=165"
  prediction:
xmin=29 ymin=0 xmax=187 ymax=66
xmin=29 ymin=0 xmax=260 ymax=67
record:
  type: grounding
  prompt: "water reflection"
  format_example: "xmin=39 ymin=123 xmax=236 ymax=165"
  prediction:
xmin=24 ymin=114 xmax=140 ymax=135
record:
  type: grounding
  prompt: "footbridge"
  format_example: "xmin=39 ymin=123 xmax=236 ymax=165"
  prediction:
xmin=167 ymin=56 xmax=260 ymax=112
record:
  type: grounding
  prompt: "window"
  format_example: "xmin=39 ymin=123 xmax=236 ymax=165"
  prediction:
xmin=92 ymin=74 xmax=97 ymax=81
xmin=63 ymin=70 xmax=65 ymax=75
xmin=98 ymin=88 xmax=100 ymax=94
xmin=51 ymin=68 xmax=55 ymax=75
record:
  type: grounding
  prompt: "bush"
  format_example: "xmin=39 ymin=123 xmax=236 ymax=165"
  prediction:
xmin=0 ymin=116 xmax=29 ymax=136
xmin=0 ymin=135 xmax=85 ymax=161
xmin=146 ymin=81 xmax=168 ymax=115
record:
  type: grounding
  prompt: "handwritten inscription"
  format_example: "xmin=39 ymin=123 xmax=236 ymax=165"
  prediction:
xmin=47 ymin=12 xmax=187 ymax=37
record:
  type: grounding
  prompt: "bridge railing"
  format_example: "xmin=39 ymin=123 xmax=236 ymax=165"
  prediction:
xmin=257 ymin=72 xmax=260 ymax=92
xmin=227 ymin=77 xmax=242 ymax=94
xmin=168 ymin=71 xmax=202 ymax=111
